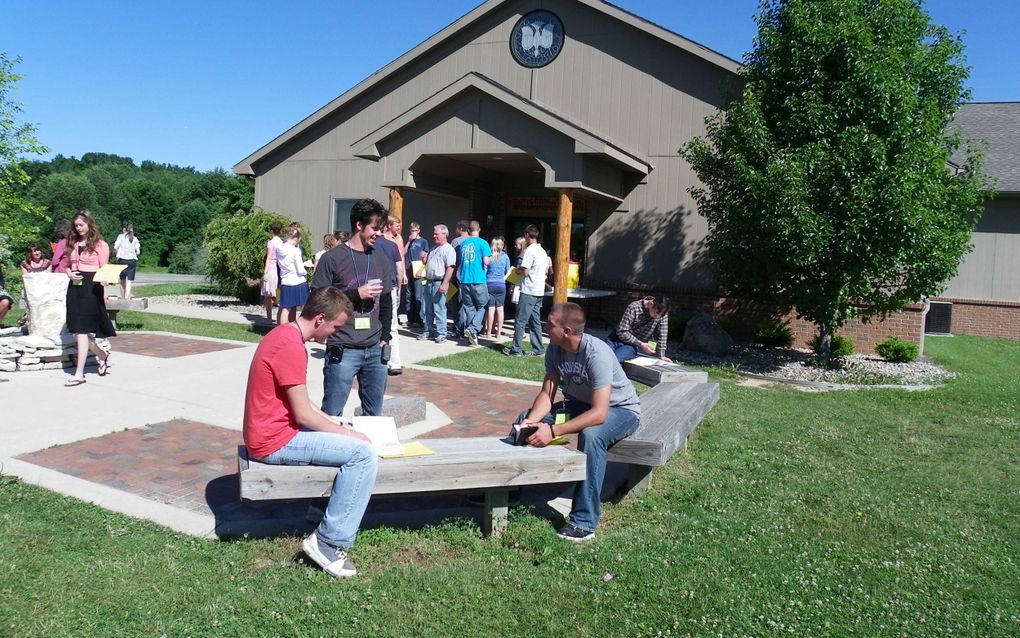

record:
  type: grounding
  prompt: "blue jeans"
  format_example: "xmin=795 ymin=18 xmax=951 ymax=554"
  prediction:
xmin=605 ymin=332 xmax=637 ymax=363
xmin=405 ymin=270 xmax=426 ymax=323
xmin=260 ymin=430 xmax=378 ymax=548
xmin=460 ymin=283 xmax=489 ymax=336
xmin=516 ymin=400 xmax=639 ymax=532
xmin=322 ymin=342 xmax=388 ymax=416
xmin=423 ymin=281 xmax=448 ymax=338
xmin=510 ymin=292 xmax=544 ymax=354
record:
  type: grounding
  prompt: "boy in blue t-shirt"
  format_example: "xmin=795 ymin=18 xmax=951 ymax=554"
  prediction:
xmin=457 ymin=220 xmax=492 ymax=345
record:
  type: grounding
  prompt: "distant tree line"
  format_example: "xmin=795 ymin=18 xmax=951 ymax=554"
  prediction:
xmin=14 ymin=152 xmax=254 ymax=273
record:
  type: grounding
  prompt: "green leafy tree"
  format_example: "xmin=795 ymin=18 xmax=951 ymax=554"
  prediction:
xmin=0 ymin=53 xmax=48 ymax=247
xmin=29 ymin=172 xmax=98 ymax=218
xmin=113 ymin=178 xmax=180 ymax=266
xmin=681 ymin=0 xmax=987 ymax=363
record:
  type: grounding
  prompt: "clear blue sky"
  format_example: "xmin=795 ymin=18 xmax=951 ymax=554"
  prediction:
xmin=3 ymin=0 xmax=1016 ymax=172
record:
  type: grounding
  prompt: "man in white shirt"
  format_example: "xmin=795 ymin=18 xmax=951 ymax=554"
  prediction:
xmin=503 ymin=224 xmax=548 ymax=356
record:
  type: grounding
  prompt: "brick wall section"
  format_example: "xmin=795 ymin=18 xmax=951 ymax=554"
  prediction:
xmin=932 ymin=297 xmax=1020 ymax=341
xmin=595 ymin=287 xmax=926 ymax=355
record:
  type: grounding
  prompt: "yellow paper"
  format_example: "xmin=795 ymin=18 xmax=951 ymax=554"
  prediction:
xmin=504 ymin=268 xmax=523 ymax=286
xmin=381 ymin=442 xmax=436 ymax=459
xmin=95 ymin=263 xmax=127 ymax=285
xmin=548 ymin=436 xmax=569 ymax=445
xmin=445 ymin=283 xmax=458 ymax=303
xmin=411 ymin=260 xmax=426 ymax=278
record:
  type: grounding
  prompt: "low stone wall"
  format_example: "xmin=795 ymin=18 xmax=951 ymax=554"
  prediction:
xmin=0 ymin=331 xmax=98 ymax=372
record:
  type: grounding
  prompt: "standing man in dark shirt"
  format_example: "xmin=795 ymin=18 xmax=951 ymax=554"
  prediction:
xmin=311 ymin=199 xmax=393 ymax=416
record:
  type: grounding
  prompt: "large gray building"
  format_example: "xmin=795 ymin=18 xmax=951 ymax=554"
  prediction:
xmin=234 ymin=0 xmax=739 ymax=294
xmin=235 ymin=0 xmax=1017 ymax=347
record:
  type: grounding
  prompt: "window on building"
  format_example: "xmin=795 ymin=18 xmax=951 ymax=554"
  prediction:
xmin=332 ymin=198 xmax=362 ymax=233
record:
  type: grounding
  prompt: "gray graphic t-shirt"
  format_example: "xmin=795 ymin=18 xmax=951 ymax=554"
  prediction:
xmin=545 ymin=334 xmax=640 ymax=415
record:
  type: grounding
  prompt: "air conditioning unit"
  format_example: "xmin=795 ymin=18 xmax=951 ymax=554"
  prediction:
xmin=925 ymin=301 xmax=952 ymax=335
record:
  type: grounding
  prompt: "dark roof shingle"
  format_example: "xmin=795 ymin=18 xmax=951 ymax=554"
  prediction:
xmin=949 ymin=102 xmax=1020 ymax=193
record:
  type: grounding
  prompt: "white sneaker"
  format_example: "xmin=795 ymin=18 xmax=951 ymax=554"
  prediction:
xmin=302 ymin=532 xmax=357 ymax=579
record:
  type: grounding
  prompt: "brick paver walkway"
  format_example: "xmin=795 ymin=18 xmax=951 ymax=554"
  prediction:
xmin=112 ymin=333 xmax=247 ymax=358
xmin=17 ymin=368 xmax=547 ymax=516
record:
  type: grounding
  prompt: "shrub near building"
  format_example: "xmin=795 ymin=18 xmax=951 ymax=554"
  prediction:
xmin=204 ymin=209 xmax=308 ymax=302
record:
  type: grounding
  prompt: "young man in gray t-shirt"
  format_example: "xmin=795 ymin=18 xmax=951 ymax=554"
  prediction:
xmin=514 ymin=302 xmax=640 ymax=542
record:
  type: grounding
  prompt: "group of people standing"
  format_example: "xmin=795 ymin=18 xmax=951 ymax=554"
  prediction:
xmin=412 ymin=219 xmax=542 ymax=353
xmin=3 ymin=211 xmax=140 ymax=387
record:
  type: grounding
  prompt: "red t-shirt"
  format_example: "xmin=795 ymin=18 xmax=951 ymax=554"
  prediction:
xmin=243 ymin=323 xmax=309 ymax=459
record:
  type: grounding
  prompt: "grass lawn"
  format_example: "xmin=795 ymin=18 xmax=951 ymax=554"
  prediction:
xmin=132 ymin=282 xmax=223 ymax=297
xmin=115 ymin=310 xmax=265 ymax=343
xmin=1 ymin=336 xmax=1018 ymax=636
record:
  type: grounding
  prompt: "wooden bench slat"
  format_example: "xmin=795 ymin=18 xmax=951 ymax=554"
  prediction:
xmin=239 ymin=438 xmax=587 ymax=501
xmin=622 ymin=359 xmax=708 ymax=386
xmin=607 ymin=382 xmax=719 ymax=466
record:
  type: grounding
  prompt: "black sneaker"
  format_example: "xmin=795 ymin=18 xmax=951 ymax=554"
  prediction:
xmin=556 ymin=523 xmax=595 ymax=543
xmin=302 ymin=532 xmax=357 ymax=578
xmin=502 ymin=347 xmax=524 ymax=357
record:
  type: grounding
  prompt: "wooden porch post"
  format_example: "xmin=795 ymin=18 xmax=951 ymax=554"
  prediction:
xmin=554 ymin=189 xmax=573 ymax=305
xmin=389 ymin=187 xmax=404 ymax=223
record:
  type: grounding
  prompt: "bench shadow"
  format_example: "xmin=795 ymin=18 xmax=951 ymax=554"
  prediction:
xmin=205 ymin=475 xmax=561 ymax=540
xmin=206 ymin=462 xmax=631 ymax=540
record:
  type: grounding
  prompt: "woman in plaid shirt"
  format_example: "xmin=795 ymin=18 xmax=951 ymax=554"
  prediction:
xmin=605 ymin=296 xmax=672 ymax=363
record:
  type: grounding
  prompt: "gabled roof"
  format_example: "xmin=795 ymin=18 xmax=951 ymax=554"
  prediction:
xmin=950 ymin=102 xmax=1020 ymax=194
xmin=352 ymin=72 xmax=652 ymax=174
xmin=233 ymin=0 xmax=741 ymax=175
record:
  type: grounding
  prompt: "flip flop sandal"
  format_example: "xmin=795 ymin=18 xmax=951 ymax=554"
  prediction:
xmin=64 ymin=378 xmax=87 ymax=387
xmin=98 ymin=356 xmax=110 ymax=376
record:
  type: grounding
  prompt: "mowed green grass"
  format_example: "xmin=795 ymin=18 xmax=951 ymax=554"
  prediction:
xmin=1 ymin=336 xmax=1018 ymax=637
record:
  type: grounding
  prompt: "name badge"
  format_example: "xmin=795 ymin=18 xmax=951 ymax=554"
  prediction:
xmin=354 ymin=316 xmax=371 ymax=330
xmin=554 ymin=412 xmax=568 ymax=425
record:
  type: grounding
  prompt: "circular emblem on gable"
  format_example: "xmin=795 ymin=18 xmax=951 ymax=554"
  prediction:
xmin=509 ymin=10 xmax=565 ymax=68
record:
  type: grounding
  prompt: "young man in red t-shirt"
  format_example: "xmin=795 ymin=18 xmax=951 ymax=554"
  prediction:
xmin=243 ymin=287 xmax=377 ymax=579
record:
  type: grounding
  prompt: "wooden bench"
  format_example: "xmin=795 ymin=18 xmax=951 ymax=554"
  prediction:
xmin=238 ymin=437 xmax=586 ymax=537
xmin=607 ymin=381 xmax=719 ymax=496
xmin=237 ymin=382 xmax=719 ymax=536
xmin=105 ymin=297 xmax=148 ymax=327
xmin=622 ymin=357 xmax=708 ymax=386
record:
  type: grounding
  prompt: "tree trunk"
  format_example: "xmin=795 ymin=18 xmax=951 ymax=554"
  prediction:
xmin=818 ymin=326 xmax=834 ymax=369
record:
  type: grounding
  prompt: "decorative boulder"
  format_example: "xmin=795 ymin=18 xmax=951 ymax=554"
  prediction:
xmin=681 ymin=313 xmax=733 ymax=356
xmin=24 ymin=273 xmax=70 ymax=343
xmin=354 ymin=396 xmax=427 ymax=427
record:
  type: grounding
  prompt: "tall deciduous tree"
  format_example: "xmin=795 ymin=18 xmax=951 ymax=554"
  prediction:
xmin=0 ymin=53 xmax=48 ymax=248
xmin=681 ymin=0 xmax=987 ymax=362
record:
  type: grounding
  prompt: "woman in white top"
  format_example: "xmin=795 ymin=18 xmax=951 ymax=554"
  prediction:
xmin=261 ymin=222 xmax=284 ymax=322
xmin=276 ymin=226 xmax=308 ymax=324
xmin=113 ymin=223 xmax=141 ymax=299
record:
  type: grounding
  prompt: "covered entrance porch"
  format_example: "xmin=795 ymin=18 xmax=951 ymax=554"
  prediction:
xmin=351 ymin=72 xmax=652 ymax=302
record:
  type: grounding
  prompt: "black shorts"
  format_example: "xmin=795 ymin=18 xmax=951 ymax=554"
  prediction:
xmin=119 ymin=259 xmax=138 ymax=281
